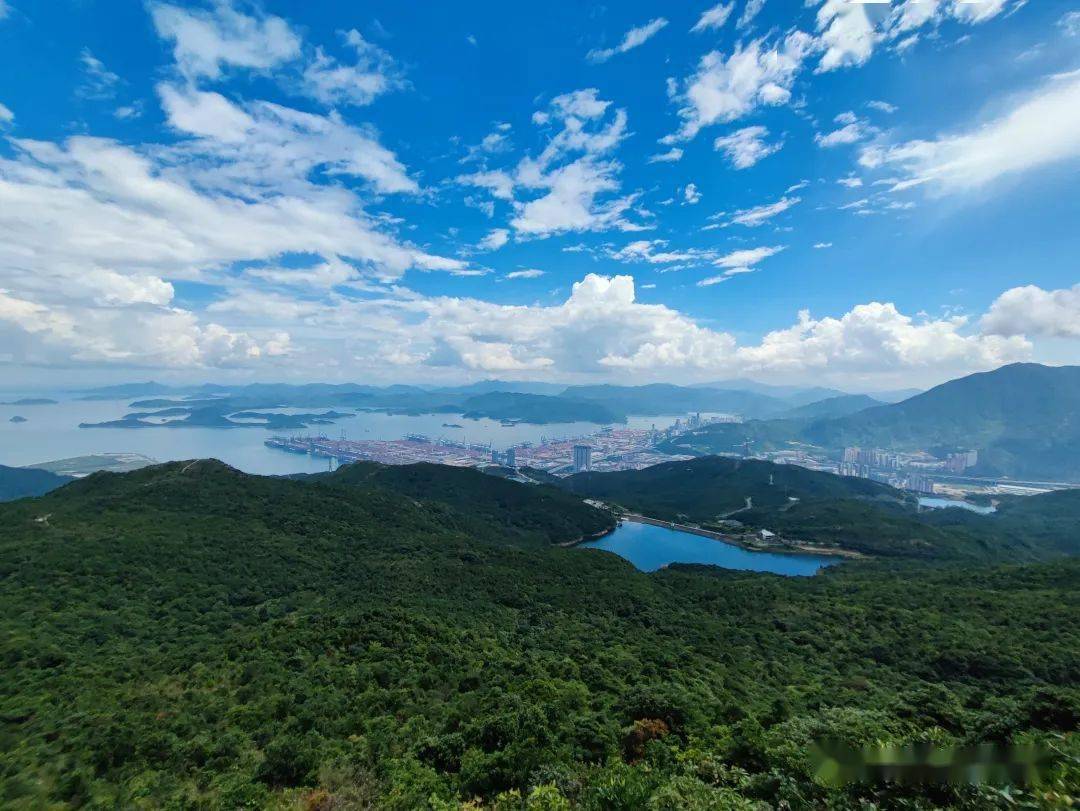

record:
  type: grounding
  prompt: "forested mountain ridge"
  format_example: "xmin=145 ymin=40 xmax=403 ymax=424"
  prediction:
xmin=561 ymin=456 xmax=1080 ymax=561
xmin=663 ymin=364 xmax=1080 ymax=481
xmin=1 ymin=459 xmax=1077 ymax=808
xmin=806 ymin=363 xmax=1080 ymax=480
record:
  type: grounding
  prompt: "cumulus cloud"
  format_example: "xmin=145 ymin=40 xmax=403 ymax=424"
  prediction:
xmin=683 ymin=183 xmax=702 ymax=205
xmin=692 ymin=3 xmax=734 ymax=33
xmin=666 ymin=33 xmax=812 ymax=141
xmin=734 ymin=301 xmax=1029 ymax=377
xmin=981 ymin=284 xmax=1080 ymax=338
xmin=457 ymin=89 xmax=640 ymax=238
xmin=859 ymin=72 xmax=1080 ymax=193
xmin=815 ymin=0 xmax=878 ymax=73
xmin=587 ymin=17 xmax=668 ymax=63
xmin=148 ymin=0 xmax=302 ymax=80
xmin=713 ymin=125 xmax=783 ymax=168
xmin=0 ymin=289 xmax=281 ymax=368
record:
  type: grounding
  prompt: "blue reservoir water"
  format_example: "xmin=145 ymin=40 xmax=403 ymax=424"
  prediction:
xmin=579 ymin=520 xmax=839 ymax=575
xmin=918 ymin=497 xmax=996 ymax=515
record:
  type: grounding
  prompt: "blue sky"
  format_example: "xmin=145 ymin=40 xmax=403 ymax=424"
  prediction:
xmin=0 ymin=0 xmax=1078 ymax=390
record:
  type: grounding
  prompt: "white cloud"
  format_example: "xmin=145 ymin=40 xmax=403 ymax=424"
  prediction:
xmin=813 ymin=242 xmax=833 ymax=248
xmin=692 ymin=3 xmax=734 ymax=33
xmin=608 ymin=240 xmax=712 ymax=265
xmin=458 ymin=90 xmax=639 ymax=238
xmin=816 ymin=0 xmax=878 ymax=73
xmin=0 ymin=101 xmax=12 ymax=126
xmin=683 ymin=183 xmax=702 ymax=205
xmin=837 ymin=176 xmax=863 ymax=188
xmin=734 ymin=301 xmax=1029 ymax=377
xmin=712 ymin=125 xmax=783 ymax=168
xmin=698 ymin=265 xmax=758 ymax=286
xmin=815 ymin=111 xmax=873 ymax=147
xmin=158 ymin=84 xmax=419 ymax=195
xmin=737 ymin=0 xmax=766 ymax=30
xmin=587 ymin=17 xmax=668 ymax=63
xmin=511 ymin=159 xmax=637 ymax=236
xmin=301 ymin=29 xmax=406 ymax=107
xmin=648 ymin=147 xmax=683 ymax=163
xmin=549 ymin=88 xmax=611 ymax=120
xmin=728 ymin=195 xmax=800 ymax=227
xmin=0 ymin=1 xmax=9 ymax=21
xmin=78 ymin=49 xmax=121 ymax=100
xmin=981 ymin=284 xmax=1080 ymax=338
xmin=461 ymin=131 xmax=512 ymax=163
xmin=0 ymin=289 xmax=281 ymax=368
xmin=246 ymin=258 xmax=359 ymax=289
xmin=148 ymin=0 xmax=302 ymax=80
xmin=505 ymin=269 xmax=545 ymax=279
xmin=867 ymin=99 xmax=897 ymax=114
xmin=667 ymin=33 xmax=812 ymax=141
xmin=478 ymin=228 xmax=510 ymax=251
xmin=1060 ymin=11 xmax=1080 ymax=37
xmin=457 ymin=169 xmax=515 ymax=201
xmin=714 ymin=245 xmax=784 ymax=268
xmin=860 ymin=72 xmax=1080 ymax=193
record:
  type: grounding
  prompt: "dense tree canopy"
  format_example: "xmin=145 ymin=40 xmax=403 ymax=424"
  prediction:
xmin=0 ymin=460 xmax=1076 ymax=808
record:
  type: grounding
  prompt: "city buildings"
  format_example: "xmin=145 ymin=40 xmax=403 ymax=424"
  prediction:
xmin=573 ymin=444 xmax=592 ymax=473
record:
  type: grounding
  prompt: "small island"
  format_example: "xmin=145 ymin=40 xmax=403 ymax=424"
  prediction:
xmin=80 ymin=402 xmax=355 ymax=431
xmin=1 ymin=398 xmax=58 ymax=406
xmin=9 ymin=415 xmax=28 ymax=423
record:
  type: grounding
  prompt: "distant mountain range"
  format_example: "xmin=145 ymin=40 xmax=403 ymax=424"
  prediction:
xmin=777 ymin=394 xmax=885 ymax=421
xmin=668 ymin=364 xmax=1080 ymax=482
xmin=67 ymin=378 xmax=917 ymax=424
xmin=806 ymin=363 xmax=1080 ymax=481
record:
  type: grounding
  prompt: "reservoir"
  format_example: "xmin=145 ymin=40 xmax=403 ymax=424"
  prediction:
xmin=918 ymin=496 xmax=996 ymax=515
xmin=579 ymin=520 xmax=839 ymax=576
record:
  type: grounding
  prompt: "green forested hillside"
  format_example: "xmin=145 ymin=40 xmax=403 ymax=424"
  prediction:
xmin=0 ymin=464 xmax=73 ymax=502
xmin=0 ymin=461 xmax=1077 ymax=808
xmin=560 ymin=456 xmax=1080 ymax=561
xmin=304 ymin=461 xmax=616 ymax=545
xmin=562 ymin=456 xmax=900 ymax=517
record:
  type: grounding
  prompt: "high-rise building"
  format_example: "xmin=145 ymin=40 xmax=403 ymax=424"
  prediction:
xmin=573 ymin=444 xmax=592 ymax=473
xmin=505 ymin=447 xmax=516 ymax=468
